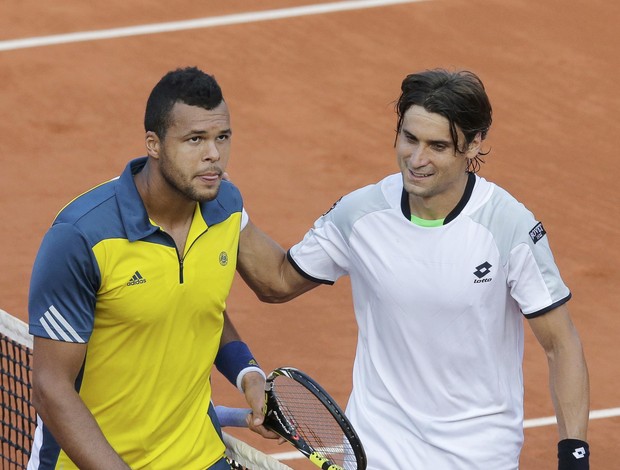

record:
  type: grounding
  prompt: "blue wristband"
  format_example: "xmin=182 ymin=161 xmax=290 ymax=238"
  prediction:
xmin=214 ymin=341 xmax=263 ymax=391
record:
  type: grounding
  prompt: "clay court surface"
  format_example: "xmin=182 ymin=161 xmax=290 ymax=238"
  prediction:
xmin=1 ymin=0 xmax=619 ymax=467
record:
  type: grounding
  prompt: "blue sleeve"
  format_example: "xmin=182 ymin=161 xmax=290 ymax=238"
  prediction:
xmin=28 ymin=223 xmax=101 ymax=342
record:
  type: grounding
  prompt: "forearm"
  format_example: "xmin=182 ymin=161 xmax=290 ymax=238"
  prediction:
xmin=529 ymin=306 xmax=590 ymax=468
xmin=214 ymin=322 xmax=276 ymax=438
xmin=237 ymin=221 xmax=318 ymax=302
xmin=237 ymin=226 xmax=290 ymax=301
xmin=33 ymin=385 xmax=129 ymax=470
xmin=238 ymin=266 xmax=317 ymax=303
xmin=547 ymin=338 xmax=590 ymax=440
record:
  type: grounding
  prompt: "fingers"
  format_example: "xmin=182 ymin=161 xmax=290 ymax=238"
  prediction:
xmin=246 ymin=413 xmax=281 ymax=439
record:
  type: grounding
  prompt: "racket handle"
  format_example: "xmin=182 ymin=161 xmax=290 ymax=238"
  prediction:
xmin=215 ymin=406 xmax=251 ymax=427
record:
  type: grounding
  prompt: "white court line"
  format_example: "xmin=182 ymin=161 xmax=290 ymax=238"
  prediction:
xmin=523 ymin=406 xmax=620 ymax=429
xmin=0 ymin=0 xmax=428 ymax=52
xmin=270 ymin=407 xmax=620 ymax=461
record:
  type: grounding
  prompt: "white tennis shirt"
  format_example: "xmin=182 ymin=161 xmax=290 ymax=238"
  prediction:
xmin=288 ymin=173 xmax=570 ymax=469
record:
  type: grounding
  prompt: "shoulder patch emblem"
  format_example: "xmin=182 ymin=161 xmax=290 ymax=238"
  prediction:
xmin=529 ymin=222 xmax=547 ymax=244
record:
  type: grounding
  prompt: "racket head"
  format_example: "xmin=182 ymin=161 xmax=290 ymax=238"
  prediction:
xmin=263 ymin=367 xmax=367 ymax=470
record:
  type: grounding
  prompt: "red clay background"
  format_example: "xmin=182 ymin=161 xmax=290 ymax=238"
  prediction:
xmin=1 ymin=1 xmax=618 ymax=467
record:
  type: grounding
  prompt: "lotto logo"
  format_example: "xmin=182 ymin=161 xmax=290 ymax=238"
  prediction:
xmin=572 ymin=447 xmax=586 ymax=459
xmin=473 ymin=261 xmax=493 ymax=283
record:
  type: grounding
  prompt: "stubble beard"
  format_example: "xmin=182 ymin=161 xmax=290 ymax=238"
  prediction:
xmin=160 ymin=160 xmax=220 ymax=203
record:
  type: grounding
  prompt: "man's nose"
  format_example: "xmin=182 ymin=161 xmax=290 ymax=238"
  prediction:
xmin=202 ymin=141 xmax=220 ymax=161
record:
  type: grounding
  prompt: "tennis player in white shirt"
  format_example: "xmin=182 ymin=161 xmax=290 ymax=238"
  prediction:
xmin=237 ymin=68 xmax=590 ymax=469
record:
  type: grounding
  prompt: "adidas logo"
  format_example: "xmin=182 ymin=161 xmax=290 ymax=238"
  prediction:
xmin=127 ymin=271 xmax=147 ymax=286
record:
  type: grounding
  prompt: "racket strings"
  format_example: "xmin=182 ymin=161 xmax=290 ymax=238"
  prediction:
xmin=272 ymin=376 xmax=356 ymax=469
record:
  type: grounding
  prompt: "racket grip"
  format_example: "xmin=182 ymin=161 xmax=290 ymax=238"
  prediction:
xmin=215 ymin=405 xmax=251 ymax=427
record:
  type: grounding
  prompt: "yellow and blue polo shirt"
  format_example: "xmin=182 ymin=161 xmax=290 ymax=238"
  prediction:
xmin=28 ymin=157 xmax=243 ymax=469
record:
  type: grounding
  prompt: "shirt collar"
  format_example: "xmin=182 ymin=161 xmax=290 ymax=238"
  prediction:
xmin=115 ymin=156 xmax=240 ymax=241
xmin=400 ymin=172 xmax=476 ymax=224
xmin=115 ymin=157 xmax=158 ymax=242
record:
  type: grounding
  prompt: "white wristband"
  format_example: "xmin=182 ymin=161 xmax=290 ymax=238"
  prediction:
xmin=236 ymin=366 xmax=266 ymax=392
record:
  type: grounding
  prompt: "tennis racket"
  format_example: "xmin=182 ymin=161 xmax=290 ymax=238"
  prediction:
xmin=262 ymin=367 xmax=367 ymax=470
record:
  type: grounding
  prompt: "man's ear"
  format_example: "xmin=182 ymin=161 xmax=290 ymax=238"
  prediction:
xmin=145 ymin=131 xmax=161 ymax=159
xmin=465 ymin=132 xmax=483 ymax=160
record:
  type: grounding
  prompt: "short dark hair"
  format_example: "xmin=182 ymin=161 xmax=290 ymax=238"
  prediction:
xmin=395 ymin=69 xmax=493 ymax=172
xmin=144 ymin=66 xmax=224 ymax=140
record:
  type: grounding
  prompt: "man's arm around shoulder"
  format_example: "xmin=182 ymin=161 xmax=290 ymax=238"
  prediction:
xmin=237 ymin=220 xmax=318 ymax=303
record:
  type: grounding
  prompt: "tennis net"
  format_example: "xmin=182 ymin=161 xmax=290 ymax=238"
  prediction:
xmin=0 ymin=309 xmax=36 ymax=469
